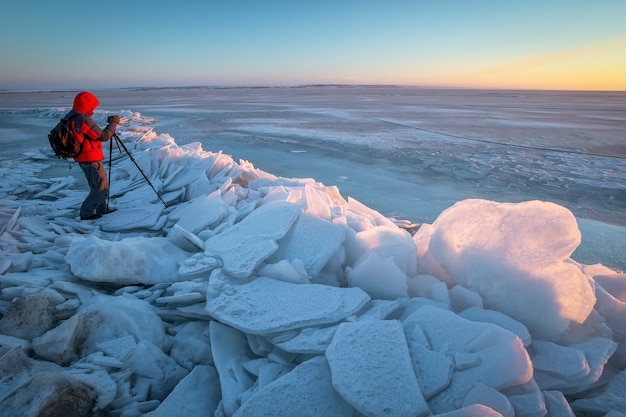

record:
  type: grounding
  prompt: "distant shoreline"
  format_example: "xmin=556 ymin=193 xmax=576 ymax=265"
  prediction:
xmin=2 ymin=84 xmax=625 ymax=94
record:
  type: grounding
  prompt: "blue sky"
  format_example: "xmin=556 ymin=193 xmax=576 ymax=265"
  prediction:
xmin=1 ymin=0 xmax=625 ymax=90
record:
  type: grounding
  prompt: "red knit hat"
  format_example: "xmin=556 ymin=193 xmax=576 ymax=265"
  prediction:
xmin=73 ymin=91 xmax=100 ymax=115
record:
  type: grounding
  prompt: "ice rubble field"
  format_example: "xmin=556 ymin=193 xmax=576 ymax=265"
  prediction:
xmin=1 ymin=109 xmax=625 ymax=417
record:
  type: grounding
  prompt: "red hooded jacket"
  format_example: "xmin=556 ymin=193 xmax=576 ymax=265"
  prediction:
xmin=67 ymin=92 xmax=116 ymax=162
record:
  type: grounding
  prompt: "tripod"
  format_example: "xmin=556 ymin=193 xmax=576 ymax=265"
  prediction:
xmin=107 ymin=134 xmax=168 ymax=210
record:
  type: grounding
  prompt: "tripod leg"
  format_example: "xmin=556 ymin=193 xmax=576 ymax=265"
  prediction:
xmin=107 ymin=138 xmax=113 ymax=212
xmin=113 ymin=134 xmax=168 ymax=208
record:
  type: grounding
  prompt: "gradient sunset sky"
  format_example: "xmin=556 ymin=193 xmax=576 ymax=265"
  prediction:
xmin=1 ymin=0 xmax=625 ymax=91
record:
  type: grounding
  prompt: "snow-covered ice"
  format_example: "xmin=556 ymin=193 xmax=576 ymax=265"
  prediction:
xmin=0 ymin=87 xmax=625 ymax=416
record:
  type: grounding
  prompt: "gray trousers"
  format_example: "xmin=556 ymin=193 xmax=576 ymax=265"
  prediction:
xmin=78 ymin=161 xmax=109 ymax=217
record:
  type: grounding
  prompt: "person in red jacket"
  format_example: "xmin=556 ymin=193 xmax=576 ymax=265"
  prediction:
xmin=66 ymin=91 xmax=120 ymax=220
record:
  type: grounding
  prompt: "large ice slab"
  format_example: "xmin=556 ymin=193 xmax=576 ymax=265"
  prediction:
xmin=233 ymin=356 xmax=354 ymax=417
xmin=205 ymin=271 xmax=370 ymax=334
xmin=98 ymin=205 xmax=166 ymax=231
xmin=209 ymin=320 xmax=256 ymax=416
xmin=571 ymin=369 xmax=626 ymax=415
xmin=203 ymin=201 xmax=301 ymax=278
xmin=414 ymin=199 xmax=595 ymax=341
xmin=32 ymin=294 xmax=166 ymax=366
xmin=168 ymin=189 xmax=227 ymax=234
xmin=326 ymin=320 xmax=429 ymax=417
xmin=66 ymin=236 xmax=188 ymax=285
xmin=268 ymin=211 xmax=346 ymax=278
xmin=404 ymin=305 xmax=532 ymax=414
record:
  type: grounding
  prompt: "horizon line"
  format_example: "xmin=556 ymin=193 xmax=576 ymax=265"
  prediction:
xmin=1 ymin=83 xmax=625 ymax=94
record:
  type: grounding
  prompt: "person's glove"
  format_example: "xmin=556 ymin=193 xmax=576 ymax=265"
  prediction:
xmin=107 ymin=115 xmax=120 ymax=125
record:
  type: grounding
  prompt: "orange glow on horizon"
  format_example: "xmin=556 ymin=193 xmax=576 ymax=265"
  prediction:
xmin=460 ymin=36 xmax=626 ymax=91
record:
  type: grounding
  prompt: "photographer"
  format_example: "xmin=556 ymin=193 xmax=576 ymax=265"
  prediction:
xmin=65 ymin=91 xmax=119 ymax=220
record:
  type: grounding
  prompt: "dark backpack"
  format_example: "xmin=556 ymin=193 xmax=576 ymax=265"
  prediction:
xmin=48 ymin=115 xmax=83 ymax=159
